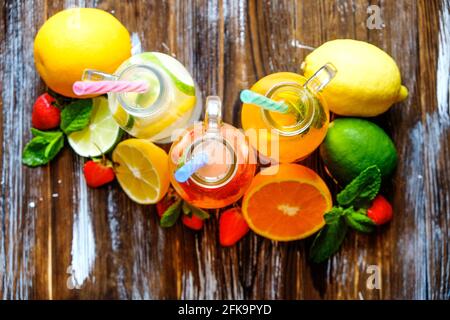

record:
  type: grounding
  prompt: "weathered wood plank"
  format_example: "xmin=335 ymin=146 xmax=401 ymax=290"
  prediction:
xmin=0 ymin=0 xmax=448 ymax=300
xmin=0 ymin=0 xmax=51 ymax=300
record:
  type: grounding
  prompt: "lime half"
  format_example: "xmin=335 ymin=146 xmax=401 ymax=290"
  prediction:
xmin=68 ymin=96 xmax=122 ymax=157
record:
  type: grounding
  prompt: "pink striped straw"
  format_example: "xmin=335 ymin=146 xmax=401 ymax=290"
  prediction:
xmin=72 ymin=80 xmax=149 ymax=96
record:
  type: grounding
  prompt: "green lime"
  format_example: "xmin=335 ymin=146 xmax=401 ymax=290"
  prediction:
xmin=68 ymin=96 xmax=122 ymax=157
xmin=320 ymin=118 xmax=398 ymax=184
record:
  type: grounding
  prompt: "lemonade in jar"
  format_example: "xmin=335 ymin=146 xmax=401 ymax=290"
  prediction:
xmin=241 ymin=64 xmax=336 ymax=163
xmin=82 ymin=52 xmax=202 ymax=143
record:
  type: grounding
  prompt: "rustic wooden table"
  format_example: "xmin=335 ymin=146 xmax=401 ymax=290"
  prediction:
xmin=0 ymin=0 xmax=449 ymax=300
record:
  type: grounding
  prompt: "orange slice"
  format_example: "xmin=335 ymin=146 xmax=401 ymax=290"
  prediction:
xmin=242 ymin=164 xmax=332 ymax=241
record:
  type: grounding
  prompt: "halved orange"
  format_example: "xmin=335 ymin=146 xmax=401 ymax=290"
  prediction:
xmin=242 ymin=164 xmax=332 ymax=241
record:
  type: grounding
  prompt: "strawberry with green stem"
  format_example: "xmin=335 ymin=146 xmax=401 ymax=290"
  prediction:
xmin=157 ymin=187 xmax=210 ymax=230
xmin=83 ymin=145 xmax=115 ymax=188
xmin=367 ymin=195 xmax=393 ymax=225
xmin=32 ymin=93 xmax=61 ymax=130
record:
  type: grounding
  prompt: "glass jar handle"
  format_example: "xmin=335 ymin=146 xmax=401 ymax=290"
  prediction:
xmin=81 ymin=69 xmax=118 ymax=81
xmin=204 ymin=96 xmax=222 ymax=134
xmin=303 ymin=63 xmax=337 ymax=94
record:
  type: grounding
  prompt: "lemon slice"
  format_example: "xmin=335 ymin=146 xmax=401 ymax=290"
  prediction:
xmin=111 ymin=104 xmax=134 ymax=131
xmin=68 ymin=96 xmax=122 ymax=157
xmin=135 ymin=95 xmax=196 ymax=139
xmin=112 ymin=139 xmax=170 ymax=204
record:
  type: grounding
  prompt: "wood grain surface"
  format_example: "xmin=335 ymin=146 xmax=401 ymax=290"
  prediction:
xmin=1 ymin=0 xmax=449 ymax=300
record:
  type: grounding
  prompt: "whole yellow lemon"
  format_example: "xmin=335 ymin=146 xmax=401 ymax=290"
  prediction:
xmin=302 ymin=39 xmax=408 ymax=117
xmin=34 ymin=8 xmax=131 ymax=98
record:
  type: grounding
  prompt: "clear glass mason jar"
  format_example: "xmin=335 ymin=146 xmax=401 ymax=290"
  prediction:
xmin=84 ymin=52 xmax=202 ymax=143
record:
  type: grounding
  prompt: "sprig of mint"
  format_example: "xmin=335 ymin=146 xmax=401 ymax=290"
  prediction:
xmin=22 ymin=128 xmax=64 ymax=167
xmin=291 ymin=99 xmax=327 ymax=138
xmin=160 ymin=198 xmax=210 ymax=228
xmin=336 ymin=165 xmax=381 ymax=208
xmin=310 ymin=165 xmax=381 ymax=263
xmin=60 ymin=99 xmax=93 ymax=135
xmin=310 ymin=208 xmax=347 ymax=264
xmin=343 ymin=207 xmax=376 ymax=233
xmin=311 ymin=100 xmax=327 ymax=129
xmin=23 ymin=97 xmax=94 ymax=167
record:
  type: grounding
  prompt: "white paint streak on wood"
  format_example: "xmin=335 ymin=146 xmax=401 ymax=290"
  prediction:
xmin=63 ymin=0 xmax=100 ymax=292
xmin=131 ymin=32 xmax=142 ymax=56
xmin=290 ymin=40 xmax=315 ymax=51
xmin=405 ymin=119 xmax=427 ymax=300
xmin=130 ymin=209 xmax=153 ymax=300
xmin=432 ymin=0 xmax=450 ymax=298
xmin=403 ymin=0 xmax=450 ymax=299
xmin=437 ymin=0 xmax=450 ymax=125
xmin=69 ymin=157 xmax=96 ymax=289
xmin=1 ymin=0 xmax=43 ymax=299
xmin=269 ymin=243 xmax=282 ymax=299
xmin=106 ymin=189 xmax=127 ymax=299
xmin=107 ymin=191 xmax=120 ymax=252
xmin=194 ymin=231 xmax=218 ymax=299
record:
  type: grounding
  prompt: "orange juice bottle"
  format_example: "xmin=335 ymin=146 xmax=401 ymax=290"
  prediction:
xmin=169 ymin=96 xmax=256 ymax=209
xmin=241 ymin=64 xmax=336 ymax=163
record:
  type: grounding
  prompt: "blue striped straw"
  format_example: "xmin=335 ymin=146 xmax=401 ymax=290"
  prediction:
xmin=240 ymin=89 xmax=289 ymax=113
xmin=174 ymin=153 xmax=209 ymax=183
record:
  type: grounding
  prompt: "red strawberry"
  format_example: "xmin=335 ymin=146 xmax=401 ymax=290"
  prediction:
xmin=367 ymin=195 xmax=393 ymax=225
xmin=31 ymin=93 xmax=60 ymax=130
xmin=156 ymin=189 xmax=178 ymax=218
xmin=83 ymin=159 xmax=115 ymax=188
xmin=219 ymin=207 xmax=249 ymax=246
xmin=182 ymin=214 xmax=204 ymax=230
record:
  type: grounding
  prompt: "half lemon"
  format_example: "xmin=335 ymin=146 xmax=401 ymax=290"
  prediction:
xmin=112 ymin=139 xmax=170 ymax=204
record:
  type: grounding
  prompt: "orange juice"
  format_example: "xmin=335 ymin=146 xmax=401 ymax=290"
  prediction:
xmin=241 ymin=71 xmax=332 ymax=163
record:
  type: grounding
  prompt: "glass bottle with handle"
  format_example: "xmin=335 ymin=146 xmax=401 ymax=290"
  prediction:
xmin=169 ymin=96 xmax=256 ymax=209
xmin=80 ymin=52 xmax=202 ymax=143
xmin=241 ymin=63 xmax=337 ymax=163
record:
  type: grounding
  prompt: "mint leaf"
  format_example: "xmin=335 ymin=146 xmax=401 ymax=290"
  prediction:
xmin=344 ymin=208 xmax=375 ymax=233
xmin=190 ymin=205 xmax=209 ymax=220
xmin=182 ymin=201 xmax=209 ymax=219
xmin=160 ymin=199 xmax=182 ymax=227
xmin=310 ymin=215 xmax=347 ymax=263
xmin=124 ymin=114 xmax=135 ymax=131
xmin=31 ymin=128 xmax=61 ymax=142
xmin=60 ymin=99 xmax=93 ymax=135
xmin=311 ymin=100 xmax=326 ymax=129
xmin=44 ymin=133 xmax=64 ymax=159
xmin=336 ymin=165 xmax=381 ymax=208
xmin=324 ymin=207 xmax=344 ymax=224
xmin=22 ymin=130 xmax=64 ymax=167
xmin=290 ymin=99 xmax=307 ymax=119
xmin=182 ymin=201 xmax=192 ymax=216
xmin=23 ymin=137 xmax=50 ymax=167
